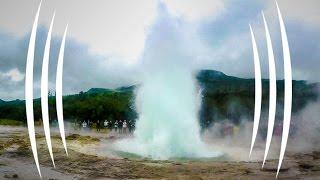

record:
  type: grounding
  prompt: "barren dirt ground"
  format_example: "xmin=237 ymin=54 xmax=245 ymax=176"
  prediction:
xmin=0 ymin=126 xmax=319 ymax=180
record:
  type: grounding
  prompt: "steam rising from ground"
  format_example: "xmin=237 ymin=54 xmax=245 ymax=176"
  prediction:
xmin=115 ymin=6 xmax=220 ymax=159
xmin=288 ymin=101 xmax=320 ymax=152
xmin=203 ymin=99 xmax=320 ymax=161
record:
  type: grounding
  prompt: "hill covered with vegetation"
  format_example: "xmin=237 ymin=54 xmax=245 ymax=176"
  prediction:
xmin=0 ymin=70 xmax=318 ymax=129
xmin=197 ymin=70 xmax=318 ymax=129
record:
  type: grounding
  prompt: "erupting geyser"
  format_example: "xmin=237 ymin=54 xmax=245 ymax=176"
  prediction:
xmin=116 ymin=5 xmax=220 ymax=159
xmin=130 ymin=69 xmax=218 ymax=159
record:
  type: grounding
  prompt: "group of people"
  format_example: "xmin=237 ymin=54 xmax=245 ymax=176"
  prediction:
xmin=103 ymin=120 xmax=130 ymax=133
xmin=81 ymin=119 xmax=132 ymax=134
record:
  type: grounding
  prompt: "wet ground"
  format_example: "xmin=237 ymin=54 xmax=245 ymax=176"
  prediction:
xmin=0 ymin=126 xmax=319 ymax=179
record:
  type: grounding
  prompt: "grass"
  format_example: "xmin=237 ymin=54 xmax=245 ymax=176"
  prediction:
xmin=0 ymin=119 xmax=24 ymax=126
xmin=66 ymin=134 xmax=100 ymax=144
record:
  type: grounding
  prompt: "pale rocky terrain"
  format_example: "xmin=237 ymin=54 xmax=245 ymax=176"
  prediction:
xmin=0 ymin=126 xmax=319 ymax=180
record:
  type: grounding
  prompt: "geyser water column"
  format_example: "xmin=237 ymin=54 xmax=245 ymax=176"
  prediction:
xmin=116 ymin=5 xmax=220 ymax=159
xmin=133 ymin=68 xmax=210 ymax=159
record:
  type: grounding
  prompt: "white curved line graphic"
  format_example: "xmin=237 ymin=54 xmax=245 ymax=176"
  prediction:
xmin=262 ymin=11 xmax=277 ymax=168
xmin=249 ymin=25 xmax=262 ymax=157
xmin=276 ymin=1 xmax=292 ymax=178
xmin=56 ymin=25 xmax=69 ymax=156
xmin=25 ymin=1 xmax=42 ymax=178
xmin=41 ymin=12 xmax=56 ymax=168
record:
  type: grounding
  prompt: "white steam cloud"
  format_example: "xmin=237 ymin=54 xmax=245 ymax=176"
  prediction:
xmin=115 ymin=5 xmax=221 ymax=159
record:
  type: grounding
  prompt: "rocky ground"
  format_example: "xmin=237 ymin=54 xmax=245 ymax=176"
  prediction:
xmin=0 ymin=126 xmax=319 ymax=180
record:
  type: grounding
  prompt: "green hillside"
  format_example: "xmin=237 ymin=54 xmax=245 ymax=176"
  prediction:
xmin=0 ymin=70 xmax=317 ymax=130
xmin=197 ymin=70 xmax=318 ymax=129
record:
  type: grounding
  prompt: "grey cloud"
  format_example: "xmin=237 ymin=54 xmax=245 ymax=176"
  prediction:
xmin=1 ymin=0 xmax=320 ymax=101
xmin=0 ymin=25 xmax=138 ymax=100
xmin=195 ymin=0 xmax=320 ymax=82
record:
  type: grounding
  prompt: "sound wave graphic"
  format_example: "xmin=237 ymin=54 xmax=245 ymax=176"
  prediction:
xmin=25 ymin=1 xmax=68 ymax=178
xmin=24 ymin=0 xmax=292 ymax=179
xmin=249 ymin=1 xmax=292 ymax=178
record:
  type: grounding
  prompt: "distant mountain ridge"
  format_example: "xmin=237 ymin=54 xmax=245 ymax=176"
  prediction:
xmin=86 ymin=86 xmax=136 ymax=94
xmin=86 ymin=69 xmax=317 ymax=96
xmin=197 ymin=69 xmax=317 ymax=95
xmin=197 ymin=70 xmax=228 ymax=80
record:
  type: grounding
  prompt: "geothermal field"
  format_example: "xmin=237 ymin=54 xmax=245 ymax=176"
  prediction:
xmin=0 ymin=119 xmax=320 ymax=179
xmin=1 ymin=1 xmax=320 ymax=179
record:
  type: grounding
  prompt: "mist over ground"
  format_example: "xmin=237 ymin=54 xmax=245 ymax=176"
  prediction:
xmin=203 ymin=92 xmax=320 ymax=161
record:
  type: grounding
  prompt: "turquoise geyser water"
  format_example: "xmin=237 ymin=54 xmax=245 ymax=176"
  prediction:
xmin=117 ymin=69 xmax=220 ymax=159
xmin=115 ymin=4 xmax=221 ymax=159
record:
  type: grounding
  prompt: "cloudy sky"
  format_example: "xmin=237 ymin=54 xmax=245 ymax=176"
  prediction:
xmin=0 ymin=0 xmax=319 ymax=100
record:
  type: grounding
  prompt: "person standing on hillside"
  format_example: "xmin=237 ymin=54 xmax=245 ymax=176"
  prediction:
xmin=114 ymin=121 xmax=118 ymax=133
xmin=104 ymin=120 xmax=109 ymax=129
xmin=96 ymin=120 xmax=101 ymax=132
xmin=129 ymin=122 xmax=135 ymax=133
xmin=123 ymin=120 xmax=127 ymax=134
xmin=119 ymin=120 xmax=123 ymax=134
xmin=82 ymin=120 xmax=87 ymax=129
xmin=87 ymin=119 xmax=91 ymax=129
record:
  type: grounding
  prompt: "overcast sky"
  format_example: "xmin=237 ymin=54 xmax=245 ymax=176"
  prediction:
xmin=0 ymin=0 xmax=319 ymax=100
